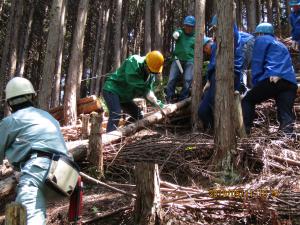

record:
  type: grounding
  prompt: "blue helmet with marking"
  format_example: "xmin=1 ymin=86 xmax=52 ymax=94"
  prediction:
xmin=254 ymin=22 xmax=274 ymax=35
xmin=183 ymin=16 xmax=195 ymax=26
xmin=289 ymin=0 xmax=300 ymax=6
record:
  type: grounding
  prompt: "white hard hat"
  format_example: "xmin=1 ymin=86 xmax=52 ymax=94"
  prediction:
xmin=5 ymin=77 xmax=36 ymax=100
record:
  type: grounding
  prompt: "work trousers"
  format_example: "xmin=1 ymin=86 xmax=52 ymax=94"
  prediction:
xmin=166 ymin=60 xmax=194 ymax=102
xmin=16 ymin=155 xmax=62 ymax=225
xmin=242 ymin=78 xmax=297 ymax=134
xmin=103 ymin=91 xmax=143 ymax=132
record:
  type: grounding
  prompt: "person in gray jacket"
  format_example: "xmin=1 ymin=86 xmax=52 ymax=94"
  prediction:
xmin=0 ymin=77 xmax=70 ymax=225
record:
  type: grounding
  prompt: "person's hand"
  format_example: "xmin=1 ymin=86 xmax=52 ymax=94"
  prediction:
xmin=269 ymin=76 xmax=281 ymax=83
xmin=173 ymin=31 xmax=180 ymax=40
xmin=146 ymin=91 xmax=158 ymax=104
xmin=203 ymin=81 xmax=210 ymax=93
xmin=292 ymin=40 xmax=299 ymax=51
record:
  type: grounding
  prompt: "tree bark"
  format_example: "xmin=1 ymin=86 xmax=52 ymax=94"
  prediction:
xmin=266 ymin=0 xmax=273 ymax=23
xmin=134 ymin=163 xmax=161 ymax=225
xmin=144 ymin=0 xmax=151 ymax=54
xmin=113 ymin=0 xmax=122 ymax=70
xmin=63 ymin=0 xmax=89 ymax=126
xmin=5 ymin=203 xmax=26 ymax=225
xmin=212 ymin=0 xmax=237 ymax=180
xmin=274 ymin=0 xmax=282 ymax=37
xmin=121 ymin=0 xmax=128 ymax=61
xmin=247 ymin=0 xmax=256 ymax=33
xmin=191 ymin=0 xmax=205 ymax=131
xmin=154 ymin=0 xmax=162 ymax=51
xmin=38 ymin=0 xmax=65 ymax=110
xmin=88 ymin=112 xmax=104 ymax=178
xmin=51 ymin=0 xmax=67 ymax=108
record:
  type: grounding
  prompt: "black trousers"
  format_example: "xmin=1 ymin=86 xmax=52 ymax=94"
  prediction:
xmin=242 ymin=78 xmax=297 ymax=134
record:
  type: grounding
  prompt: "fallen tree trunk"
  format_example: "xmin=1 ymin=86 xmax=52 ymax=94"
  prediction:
xmin=0 ymin=99 xmax=191 ymax=199
xmin=49 ymin=95 xmax=102 ymax=122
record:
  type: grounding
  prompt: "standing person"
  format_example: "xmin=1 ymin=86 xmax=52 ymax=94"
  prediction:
xmin=103 ymin=50 xmax=165 ymax=132
xmin=242 ymin=23 xmax=298 ymax=135
xmin=0 ymin=77 xmax=78 ymax=225
xmin=166 ymin=15 xmax=195 ymax=103
xmin=289 ymin=0 xmax=300 ymax=51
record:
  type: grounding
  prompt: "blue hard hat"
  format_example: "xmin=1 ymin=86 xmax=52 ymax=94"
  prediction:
xmin=210 ymin=15 xmax=217 ymax=27
xmin=184 ymin=16 xmax=195 ymax=26
xmin=254 ymin=22 xmax=274 ymax=35
xmin=289 ymin=0 xmax=300 ymax=6
xmin=203 ymin=36 xmax=212 ymax=46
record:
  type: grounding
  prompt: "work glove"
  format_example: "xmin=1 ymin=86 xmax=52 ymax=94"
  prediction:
xmin=203 ymin=81 xmax=210 ymax=93
xmin=239 ymin=83 xmax=250 ymax=99
xmin=269 ymin=76 xmax=281 ymax=84
xmin=291 ymin=40 xmax=299 ymax=51
xmin=173 ymin=31 xmax=180 ymax=40
xmin=146 ymin=91 xmax=163 ymax=108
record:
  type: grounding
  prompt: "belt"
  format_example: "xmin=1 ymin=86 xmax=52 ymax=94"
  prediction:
xmin=33 ymin=151 xmax=53 ymax=159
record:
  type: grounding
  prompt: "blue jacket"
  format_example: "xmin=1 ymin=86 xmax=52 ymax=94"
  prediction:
xmin=290 ymin=10 xmax=300 ymax=43
xmin=0 ymin=107 xmax=68 ymax=166
xmin=251 ymin=35 xmax=297 ymax=86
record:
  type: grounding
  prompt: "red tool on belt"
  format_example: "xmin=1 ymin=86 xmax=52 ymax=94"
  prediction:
xmin=68 ymin=176 xmax=83 ymax=224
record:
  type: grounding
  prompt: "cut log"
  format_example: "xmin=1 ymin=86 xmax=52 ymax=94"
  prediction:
xmin=48 ymin=95 xmax=102 ymax=122
xmin=234 ymin=92 xmax=247 ymax=138
xmin=5 ymin=202 xmax=27 ymax=225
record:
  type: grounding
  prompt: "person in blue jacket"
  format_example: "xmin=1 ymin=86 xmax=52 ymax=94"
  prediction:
xmin=289 ymin=0 xmax=300 ymax=52
xmin=242 ymin=23 xmax=298 ymax=135
xmin=0 ymin=77 xmax=70 ymax=225
xmin=166 ymin=15 xmax=196 ymax=103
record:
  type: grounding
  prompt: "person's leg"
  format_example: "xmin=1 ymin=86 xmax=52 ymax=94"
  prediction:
xmin=166 ymin=61 xmax=180 ymax=102
xmin=274 ymin=80 xmax=297 ymax=134
xmin=16 ymin=157 xmax=52 ymax=225
xmin=103 ymin=91 xmax=122 ymax=132
xmin=198 ymin=75 xmax=216 ymax=130
xmin=179 ymin=61 xmax=194 ymax=101
xmin=121 ymin=101 xmax=143 ymax=123
xmin=242 ymin=79 xmax=278 ymax=134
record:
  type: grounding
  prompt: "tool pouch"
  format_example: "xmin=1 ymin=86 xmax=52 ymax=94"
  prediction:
xmin=46 ymin=154 xmax=80 ymax=197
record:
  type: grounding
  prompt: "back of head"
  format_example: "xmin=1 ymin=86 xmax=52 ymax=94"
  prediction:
xmin=145 ymin=51 xmax=164 ymax=74
xmin=5 ymin=77 xmax=36 ymax=111
xmin=254 ymin=22 xmax=274 ymax=36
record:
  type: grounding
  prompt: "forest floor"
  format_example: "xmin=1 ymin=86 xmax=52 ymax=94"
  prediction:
xmin=47 ymin=99 xmax=300 ymax=225
xmin=0 ymin=97 xmax=300 ymax=225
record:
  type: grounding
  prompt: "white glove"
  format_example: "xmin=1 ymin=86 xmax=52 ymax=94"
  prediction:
xmin=173 ymin=31 xmax=180 ymax=40
xmin=146 ymin=91 xmax=158 ymax=105
xmin=203 ymin=81 xmax=210 ymax=93
xmin=269 ymin=76 xmax=281 ymax=83
xmin=292 ymin=40 xmax=299 ymax=51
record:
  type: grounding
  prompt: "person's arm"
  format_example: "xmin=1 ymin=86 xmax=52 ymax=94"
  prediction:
xmin=251 ymin=37 xmax=269 ymax=86
xmin=0 ymin=118 xmax=12 ymax=164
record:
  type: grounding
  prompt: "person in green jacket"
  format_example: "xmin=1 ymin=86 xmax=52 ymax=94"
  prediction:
xmin=166 ymin=15 xmax=195 ymax=103
xmin=103 ymin=50 xmax=165 ymax=132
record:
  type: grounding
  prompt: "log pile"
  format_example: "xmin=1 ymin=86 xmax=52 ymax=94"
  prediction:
xmin=48 ymin=95 xmax=102 ymax=123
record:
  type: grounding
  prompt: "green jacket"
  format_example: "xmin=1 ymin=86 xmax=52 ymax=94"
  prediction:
xmin=103 ymin=55 xmax=155 ymax=103
xmin=173 ymin=29 xmax=195 ymax=62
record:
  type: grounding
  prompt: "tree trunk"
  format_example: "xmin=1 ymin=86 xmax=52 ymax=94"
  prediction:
xmin=256 ymin=0 xmax=261 ymax=26
xmin=235 ymin=0 xmax=243 ymax=30
xmin=88 ymin=112 xmax=103 ymax=178
xmin=16 ymin=2 xmax=34 ymax=77
xmin=51 ymin=0 xmax=67 ymax=108
xmin=266 ymin=0 xmax=273 ymax=23
xmin=63 ymin=0 xmax=89 ymax=126
xmin=144 ymin=0 xmax=151 ymax=54
xmin=38 ymin=0 xmax=65 ymax=110
xmin=274 ymin=0 xmax=282 ymax=37
xmin=285 ymin=0 xmax=291 ymax=35
xmin=212 ymin=0 xmax=237 ymax=180
xmin=90 ymin=4 xmax=103 ymax=95
xmin=134 ymin=163 xmax=161 ymax=225
xmin=247 ymin=0 xmax=256 ymax=33
xmin=95 ymin=6 xmax=110 ymax=95
xmin=191 ymin=0 xmax=206 ymax=131
xmin=113 ymin=0 xmax=122 ymax=70
xmin=0 ymin=0 xmax=15 ymax=100
xmin=121 ymin=0 xmax=128 ymax=61
xmin=154 ymin=0 xmax=162 ymax=51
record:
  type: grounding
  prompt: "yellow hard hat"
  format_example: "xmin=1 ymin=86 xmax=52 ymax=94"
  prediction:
xmin=145 ymin=50 xmax=164 ymax=73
